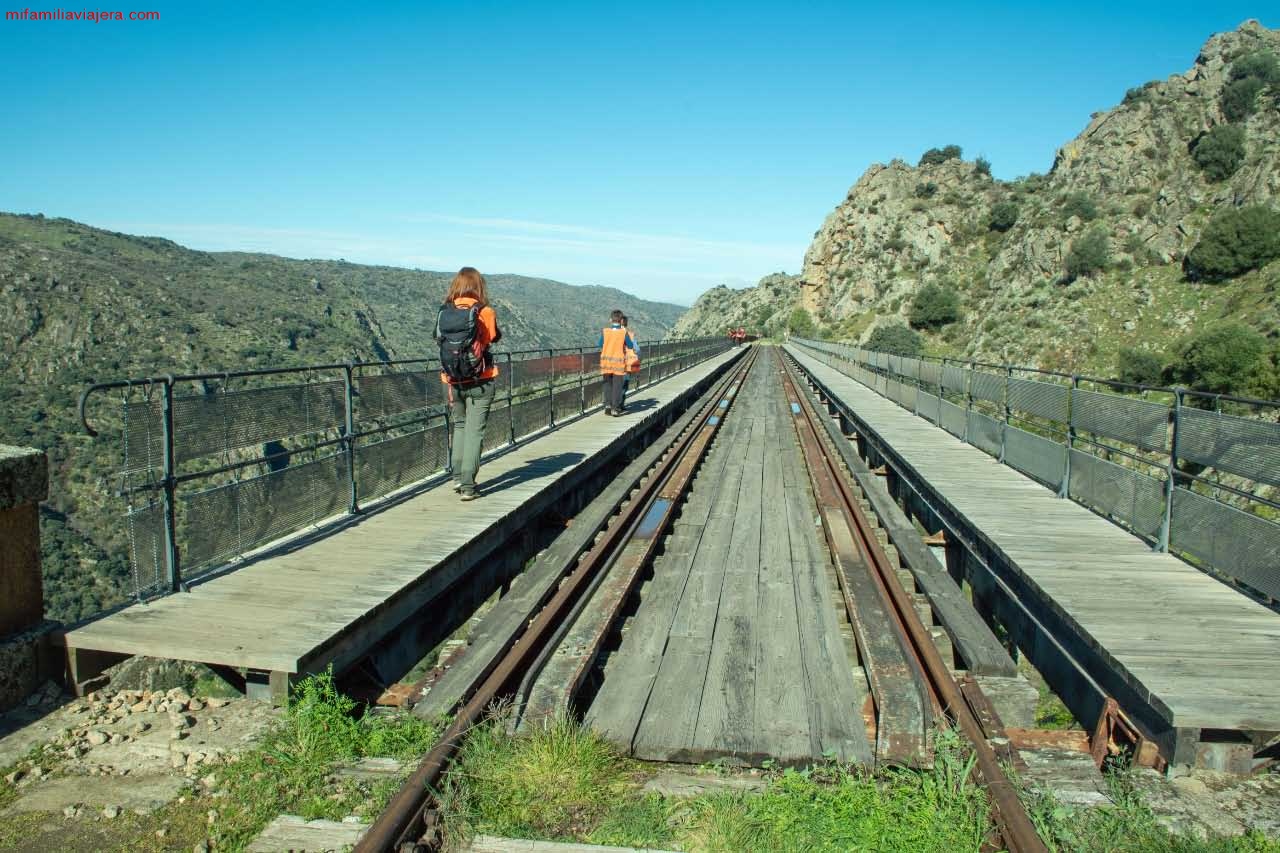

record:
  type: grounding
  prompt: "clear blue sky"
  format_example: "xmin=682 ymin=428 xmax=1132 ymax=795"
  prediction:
xmin=1 ymin=2 xmax=1272 ymax=304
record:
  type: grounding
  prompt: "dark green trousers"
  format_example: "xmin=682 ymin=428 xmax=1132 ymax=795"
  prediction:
xmin=449 ymin=379 xmax=497 ymax=490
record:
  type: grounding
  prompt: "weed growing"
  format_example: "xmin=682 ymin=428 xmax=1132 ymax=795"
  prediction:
xmin=1028 ymin=769 xmax=1280 ymax=853
xmin=206 ymin=671 xmax=442 ymax=850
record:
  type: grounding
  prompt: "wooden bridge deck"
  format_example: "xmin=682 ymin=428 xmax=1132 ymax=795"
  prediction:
xmin=586 ymin=352 xmax=873 ymax=765
xmin=787 ymin=345 xmax=1280 ymax=739
xmin=62 ymin=351 xmax=741 ymax=692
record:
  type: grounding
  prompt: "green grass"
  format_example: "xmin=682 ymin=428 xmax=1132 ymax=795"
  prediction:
xmin=203 ymin=671 xmax=443 ymax=851
xmin=440 ymin=717 xmax=991 ymax=852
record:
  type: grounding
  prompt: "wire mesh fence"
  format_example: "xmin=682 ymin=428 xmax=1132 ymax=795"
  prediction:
xmin=792 ymin=337 xmax=1280 ymax=603
xmin=82 ymin=336 xmax=733 ymax=603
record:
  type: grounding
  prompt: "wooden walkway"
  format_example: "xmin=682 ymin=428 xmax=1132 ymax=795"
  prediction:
xmin=787 ymin=345 xmax=1280 ymax=742
xmin=586 ymin=354 xmax=873 ymax=766
xmin=62 ymin=351 xmax=741 ymax=693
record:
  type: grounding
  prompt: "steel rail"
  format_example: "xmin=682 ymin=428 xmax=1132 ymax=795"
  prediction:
xmin=778 ymin=352 xmax=1049 ymax=853
xmin=355 ymin=347 xmax=758 ymax=852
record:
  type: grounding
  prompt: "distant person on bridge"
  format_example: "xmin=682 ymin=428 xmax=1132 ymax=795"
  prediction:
xmin=436 ymin=267 xmax=502 ymax=501
xmin=599 ymin=309 xmax=637 ymax=416
xmin=620 ymin=314 xmax=641 ymax=409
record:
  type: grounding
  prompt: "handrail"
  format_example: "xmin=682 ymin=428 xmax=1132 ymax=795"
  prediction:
xmin=81 ymin=335 xmax=736 ymax=604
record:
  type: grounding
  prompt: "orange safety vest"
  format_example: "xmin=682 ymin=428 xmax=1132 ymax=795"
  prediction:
xmin=600 ymin=327 xmax=628 ymax=375
xmin=625 ymin=347 xmax=640 ymax=373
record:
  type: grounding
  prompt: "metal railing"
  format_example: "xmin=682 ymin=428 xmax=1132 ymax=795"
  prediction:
xmin=80 ymin=337 xmax=734 ymax=602
xmin=791 ymin=337 xmax=1280 ymax=604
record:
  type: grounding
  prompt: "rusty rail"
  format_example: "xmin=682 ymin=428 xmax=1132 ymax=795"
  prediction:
xmin=356 ymin=347 xmax=758 ymax=852
xmin=778 ymin=351 xmax=1049 ymax=853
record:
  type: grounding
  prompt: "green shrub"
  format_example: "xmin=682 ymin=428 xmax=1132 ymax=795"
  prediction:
xmin=974 ymin=157 xmax=991 ymax=177
xmin=908 ymin=284 xmax=960 ymax=330
xmin=1222 ymin=77 xmax=1265 ymax=122
xmin=866 ymin=323 xmax=923 ymax=357
xmin=1231 ymin=50 xmax=1280 ymax=84
xmin=918 ymin=145 xmax=962 ymax=167
xmin=787 ymin=307 xmax=818 ymax=338
xmin=1060 ymin=191 xmax=1098 ymax=222
xmin=988 ymin=201 xmax=1019 ymax=232
xmin=1165 ymin=322 xmax=1266 ymax=395
xmin=1122 ymin=85 xmax=1149 ymax=105
xmin=1115 ymin=347 xmax=1163 ymax=386
xmin=914 ymin=181 xmax=939 ymax=199
xmin=1184 ymin=205 xmax=1280 ymax=282
xmin=1191 ymin=125 xmax=1246 ymax=182
xmin=1064 ymin=227 xmax=1110 ymax=280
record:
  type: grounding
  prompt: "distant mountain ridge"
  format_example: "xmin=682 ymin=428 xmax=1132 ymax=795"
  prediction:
xmin=0 ymin=211 xmax=685 ymax=620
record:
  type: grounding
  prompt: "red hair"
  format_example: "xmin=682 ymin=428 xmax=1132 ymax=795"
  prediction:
xmin=447 ymin=267 xmax=488 ymax=303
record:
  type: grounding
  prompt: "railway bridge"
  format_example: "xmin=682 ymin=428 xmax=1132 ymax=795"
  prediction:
xmin=59 ymin=336 xmax=1280 ymax=848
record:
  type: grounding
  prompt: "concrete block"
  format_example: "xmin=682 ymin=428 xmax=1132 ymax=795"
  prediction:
xmin=0 ymin=445 xmax=48 ymax=510
xmin=0 ymin=621 xmax=58 ymax=713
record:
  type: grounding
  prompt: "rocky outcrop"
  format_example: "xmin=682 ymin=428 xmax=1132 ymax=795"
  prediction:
xmin=792 ymin=21 xmax=1280 ymax=368
xmin=670 ymin=273 xmax=801 ymax=338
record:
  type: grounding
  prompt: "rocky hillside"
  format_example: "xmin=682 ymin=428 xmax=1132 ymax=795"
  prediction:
xmin=669 ymin=273 xmax=801 ymax=338
xmin=0 ymin=213 xmax=685 ymax=621
xmin=688 ymin=21 xmax=1280 ymax=394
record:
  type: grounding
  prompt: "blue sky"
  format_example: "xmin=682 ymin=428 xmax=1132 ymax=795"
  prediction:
xmin=1 ymin=2 xmax=1273 ymax=304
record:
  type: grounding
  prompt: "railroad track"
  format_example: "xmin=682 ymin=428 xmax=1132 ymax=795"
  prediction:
xmin=778 ymin=348 xmax=1047 ymax=853
xmin=358 ymin=343 xmax=1047 ymax=853
xmin=356 ymin=346 xmax=759 ymax=852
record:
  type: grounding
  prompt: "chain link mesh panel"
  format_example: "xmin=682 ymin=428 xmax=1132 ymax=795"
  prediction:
xmin=121 ymin=398 xmax=165 ymax=473
xmin=1071 ymin=389 xmax=1169 ymax=453
xmin=553 ymin=386 xmax=583 ymax=423
xmin=971 ymin=371 xmax=1005 ymax=405
xmin=900 ymin=357 xmax=921 ymax=380
xmin=899 ymin=383 xmax=918 ymax=411
xmin=968 ymin=410 xmax=1002 ymax=457
xmin=1171 ymin=487 xmax=1280 ymax=599
xmin=1177 ymin=408 xmax=1280 ymax=487
xmin=1004 ymin=425 xmax=1067 ymax=489
xmin=179 ymin=451 xmax=348 ymax=580
xmin=510 ymin=395 xmax=552 ymax=444
xmin=919 ymin=362 xmax=941 ymax=387
xmin=941 ymin=365 xmax=968 ymax=394
xmin=940 ymin=399 xmax=967 ymax=439
xmin=917 ymin=391 xmax=941 ymax=424
xmin=355 ymin=370 xmax=445 ymax=419
xmin=1067 ymin=450 xmax=1165 ymax=540
xmin=1008 ymin=377 xmax=1069 ymax=423
xmin=356 ymin=422 xmax=450 ymax=506
xmin=126 ymin=501 xmax=167 ymax=599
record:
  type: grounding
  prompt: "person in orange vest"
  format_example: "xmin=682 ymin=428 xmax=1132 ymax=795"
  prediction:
xmin=620 ymin=314 xmax=641 ymax=408
xmin=435 ymin=267 xmax=502 ymax=501
xmin=598 ymin=309 xmax=637 ymax=416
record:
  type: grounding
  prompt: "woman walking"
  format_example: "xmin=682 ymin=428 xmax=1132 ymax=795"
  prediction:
xmin=436 ymin=267 xmax=502 ymax=500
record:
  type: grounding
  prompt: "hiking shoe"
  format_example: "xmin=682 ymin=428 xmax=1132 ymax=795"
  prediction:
xmin=452 ymin=481 xmax=462 ymax=493
xmin=460 ymin=489 xmax=478 ymax=501
xmin=604 ymin=407 xmax=613 ymax=416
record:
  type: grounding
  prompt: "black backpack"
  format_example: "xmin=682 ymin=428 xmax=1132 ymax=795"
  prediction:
xmin=436 ymin=301 xmax=487 ymax=383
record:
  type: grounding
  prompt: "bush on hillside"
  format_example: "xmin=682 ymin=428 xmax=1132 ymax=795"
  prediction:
xmin=1183 ymin=205 xmax=1280 ymax=282
xmin=1231 ymin=50 xmax=1280 ymax=84
xmin=1165 ymin=322 xmax=1266 ymax=396
xmin=1060 ymin=192 xmax=1098 ymax=222
xmin=918 ymin=145 xmax=962 ymax=167
xmin=914 ymin=181 xmax=938 ymax=199
xmin=787 ymin=307 xmax=818 ymax=338
xmin=1222 ymin=77 xmax=1265 ymax=122
xmin=1115 ymin=347 xmax=1164 ymax=387
xmin=1190 ymin=125 xmax=1246 ymax=182
xmin=989 ymin=201 xmax=1019 ymax=232
xmin=974 ymin=157 xmax=992 ymax=178
xmin=1064 ymin=227 xmax=1110 ymax=280
xmin=866 ymin=323 xmax=923 ymax=357
xmin=908 ymin=284 xmax=960 ymax=330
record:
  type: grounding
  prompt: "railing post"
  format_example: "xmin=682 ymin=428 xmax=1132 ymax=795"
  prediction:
xmin=159 ymin=375 xmax=181 ymax=593
xmin=1157 ymin=389 xmax=1182 ymax=553
xmin=506 ymin=353 xmax=516 ymax=446
xmin=964 ymin=360 xmax=975 ymax=444
xmin=1060 ymin=375 xmax=1078 ymax=498
xmin=999 ymin=366 xmax=1012 ymax=463
xmin=579 ymin=349 xmax=586 ymax=414
xmin=343 ymin=363 xmax=359 ymax=514
xmin=547 ymin=348 xmax=555 ymax=428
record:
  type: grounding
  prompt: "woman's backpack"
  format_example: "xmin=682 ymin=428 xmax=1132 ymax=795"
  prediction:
xmin=436 ymin=302 xmax=486 ymax=383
